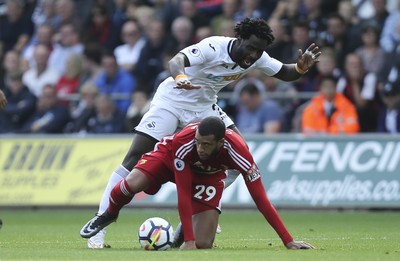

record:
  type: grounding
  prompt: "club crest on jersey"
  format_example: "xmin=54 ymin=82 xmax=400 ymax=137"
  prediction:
xmin=190 ymin=47 xmax=200 ymax=57
xmin=146 ymin=121 xmax=156 ymax=129
xmin=245 ymin=163 xmax=261 ymax=182
xmin=174 ymin=158 xmax=185 ymax=171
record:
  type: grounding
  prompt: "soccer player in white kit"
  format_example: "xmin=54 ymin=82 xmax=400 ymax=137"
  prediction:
xmin=85 ymin=17 xmax=321 ymax=248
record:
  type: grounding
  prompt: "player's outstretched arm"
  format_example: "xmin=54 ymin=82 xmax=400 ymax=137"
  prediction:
xmin=286 ymin=240 xmax=316 ymax=250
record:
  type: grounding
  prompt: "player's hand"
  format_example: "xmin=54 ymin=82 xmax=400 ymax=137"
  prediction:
xmin=180 ymin=240 xmax=197 ymax=250
xmin=285 ymin=240 xmax=315 ymax=250
xmin=174 ymin=74 xmax=201 ymax=90
xmin=0 ymin=90 xmax=7 ymax=110
xmin=296 ymin=43 xmax=321 ymax=74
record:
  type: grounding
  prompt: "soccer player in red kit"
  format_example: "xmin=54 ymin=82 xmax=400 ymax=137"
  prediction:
xmin=80 ymin=117 xmax=315 ymax=250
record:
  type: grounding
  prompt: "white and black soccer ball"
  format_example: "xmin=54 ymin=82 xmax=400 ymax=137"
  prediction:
xmin=138 ymin=217 xmax=174 ymax=250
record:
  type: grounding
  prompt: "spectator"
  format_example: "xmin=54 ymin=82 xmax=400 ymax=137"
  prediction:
xmin=302 ymin=76 xmax=360 ymax=135
xmin=87 ymin=94 xmax=125 ymax=134
xmin=0 ymin=70 xmax=37 ymax=133
xmin=95 ymin=52 xmax=137 ymax=114
xmin=318 ymin=13 xmax=359 ymax=69
xmin=22 ymin=44 xmax=60 ymax=97
xmin=379 ymin=8 xmax=400 ymax=53
xmin=125 ymin=89 xmax=150 ymax=132
xmin=298 ymin=0 xmax=326 ymax=41
xmin=338 ymin=0 xmax=362 ymax=47
xmin=355 ymin=24 xmax=385 ymax=74
xmin=179 ymin=0 xmax=210 ymax=32
xmin=54 ymin=0 xmax=81 ymax=31
xmin=114 ymin=19 xmax=146 ymax=72
xmin=30 ymin=0 xmax=58 ymax=31
xmin=234 ymin=78 xmax=284 ymax=134
xmin=82 ymin=3 xmax=112 ymax=49
xmin=80 ymin=43 xmax=103 ymax=85
xmin=55 ymin=52 xmax=83 ymax=106
xmin=48 ymin=22 xmax=84 ymax=75
xmin=165 ymin=16 xmax=194 ymax=54
xmin=377 ymin=78 xmax=400 ymax=133
xmin=134 ymin=19 xmax=166 ymax=93
xmin=21 ymin=23 xmax=54 ymax=70
xmin=64 ymin=81 xmax=98 ymax=134
xmin=21 ymin=84 xmax=70 ymax=133
xmin=269 ymin=0 xmax=301 ymax=28
xmin=210 ymin=0 xmax=240 ymax=36
xmin=234 ymin=0 xmax=269 ymax=23
xmin=288 ymin=20 xmax=314 ymax=63
xmin=337 ymin=52 xmax=380 ymax=132
xmin=265 ymin=18 xmax=292 ymax=63
xmin=257 ymin=73 xmax=299 ymax=132
xmin=0 ymin=0 xmax=34 ymax=55
xmin=360 ymin=0 xmax=389 ymax=32
xmin=0 ymin=50 xmax=22 ymax=91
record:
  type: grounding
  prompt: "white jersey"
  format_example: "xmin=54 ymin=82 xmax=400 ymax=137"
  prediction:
xmin=152 ymin=36 xmax=283 ymax=111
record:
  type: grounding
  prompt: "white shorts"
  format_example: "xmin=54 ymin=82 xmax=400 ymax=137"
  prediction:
xmin=134 ymin=103 xmax=235 ymax=141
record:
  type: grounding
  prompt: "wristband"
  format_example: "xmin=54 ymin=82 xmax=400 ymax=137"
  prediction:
xmin=295 ymin=63 xmax=308 ymax=74
xmin=175 ymin=74 xmax=189 ymax=83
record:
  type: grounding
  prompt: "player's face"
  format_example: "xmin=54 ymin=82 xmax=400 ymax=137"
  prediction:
xmin=234 ymin=35 xmax=268 ymax=69
xmin=194 ymin=131 xmax=224 ymax=161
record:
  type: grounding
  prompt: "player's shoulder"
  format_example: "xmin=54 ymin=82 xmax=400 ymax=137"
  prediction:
xmin=174 ymin=123 xmax=199 ymax=142
xmin=197 ymin=36 xmax=234 ymax=52
xmin=224 ymin=129 xmax=248 ymax=149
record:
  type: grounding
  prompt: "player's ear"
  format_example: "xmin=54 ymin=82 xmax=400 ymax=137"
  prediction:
xmin=217 ymin=138 xmax=224 ymax=147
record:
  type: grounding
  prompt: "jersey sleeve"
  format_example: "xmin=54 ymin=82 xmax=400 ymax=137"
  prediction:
xmin=226 ymin=133 xmax=293 ymax=245
xmin=180 ymin=37 xmax=221 ymax=67
xmin=244 ymin=173 xmax=294 ymax=245
xmin=171 ymin=132 xmax=197 ymax=242
xmin=255 ymin=52 xmax=284 ymax=76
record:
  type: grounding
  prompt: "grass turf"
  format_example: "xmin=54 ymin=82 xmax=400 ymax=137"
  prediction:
xmin=0 ymin=209 xmax=399 ymax=260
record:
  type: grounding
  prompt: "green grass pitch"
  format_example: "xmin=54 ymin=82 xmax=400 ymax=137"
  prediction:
xmin=0 ymin=209 xmax=399 ymax=260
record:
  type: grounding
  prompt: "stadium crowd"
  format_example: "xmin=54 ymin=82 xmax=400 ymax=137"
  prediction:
xmin=0 ymin=0 xmax=399 ymax=134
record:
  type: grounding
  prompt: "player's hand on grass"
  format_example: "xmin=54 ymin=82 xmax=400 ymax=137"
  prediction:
xmin=180 ymin=240 xmax=197 ymax=250
xmin=285 ymin=240 xmax=315 ymax=250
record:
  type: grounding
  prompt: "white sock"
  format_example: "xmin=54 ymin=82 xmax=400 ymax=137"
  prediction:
xmin=224 ymin=169 xmax=241 ymax=189
xmin=98 ymin=165 xmax=130 ymax=214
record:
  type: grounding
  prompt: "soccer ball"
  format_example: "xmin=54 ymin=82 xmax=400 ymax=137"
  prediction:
xmin=138 ymin=217 xmax=174 ymax=250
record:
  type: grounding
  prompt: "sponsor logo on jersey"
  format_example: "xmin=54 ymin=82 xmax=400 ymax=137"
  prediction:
xmin=174 ymin=158 xmax=185 ymax=171
xmin=206 ymin=73 xmax=244 ymax=82
xmin=245 ymin=163 xmax=261 ymax=182
xmin=190 ymin=47 xmax=200 ymax=56
xmin=146 ymin=121 xmax=156 ymax=129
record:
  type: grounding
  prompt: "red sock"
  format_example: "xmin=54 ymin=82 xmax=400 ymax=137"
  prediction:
xmin=108 ymin=179 xmax=134 ymax=217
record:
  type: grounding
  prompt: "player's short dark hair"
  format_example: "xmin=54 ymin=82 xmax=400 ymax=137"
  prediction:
xmin=234 ymin=18 xmax=275 ymax=45
xmin=198 ymin=117 xmax=226 ymax=141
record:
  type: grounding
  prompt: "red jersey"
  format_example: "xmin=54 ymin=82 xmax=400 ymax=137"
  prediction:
xmin=148 ymin=122 xmax=293 ymax=245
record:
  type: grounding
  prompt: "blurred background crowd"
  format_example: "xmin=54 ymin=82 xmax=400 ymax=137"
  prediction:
xmin=0 ymin=0 xmax=399 ymax=135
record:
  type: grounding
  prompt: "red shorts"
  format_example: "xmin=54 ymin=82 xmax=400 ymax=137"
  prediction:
xmin=135 ymin=153 xmax=224 ymax=214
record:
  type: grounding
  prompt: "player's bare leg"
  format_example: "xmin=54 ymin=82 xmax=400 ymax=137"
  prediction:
xmin=192 ymin=209 xmax=219 ymax=249
xmin=81 ymin=169 xmax=151 ymax=239
xmin=87 ymin=134 xmax=157 ymax=248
